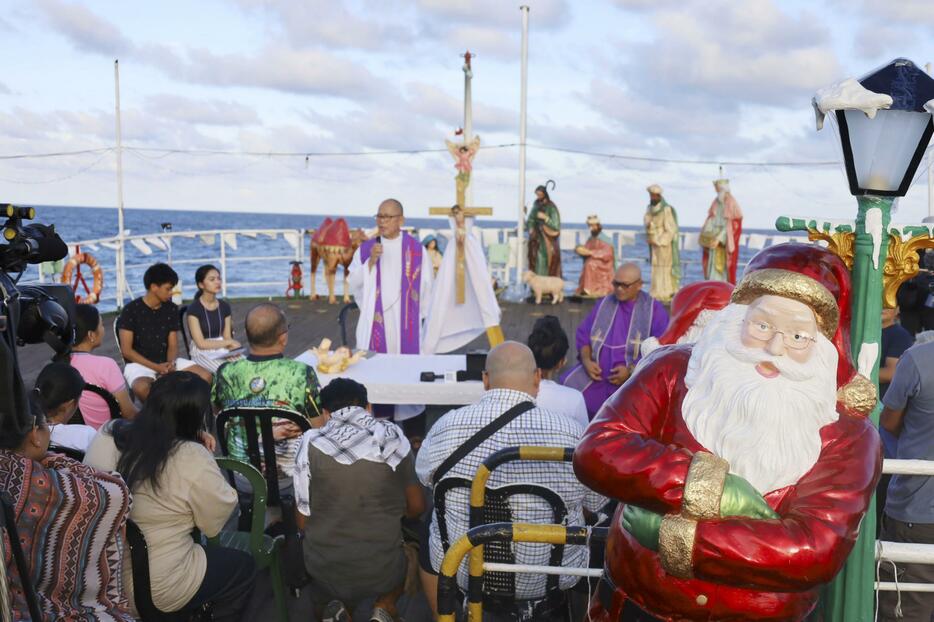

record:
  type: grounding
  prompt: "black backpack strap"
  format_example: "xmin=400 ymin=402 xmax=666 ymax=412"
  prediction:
xmin=433 ymin=400 xmax=535 ymax=485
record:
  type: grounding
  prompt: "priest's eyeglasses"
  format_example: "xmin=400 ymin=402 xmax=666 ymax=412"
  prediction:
xmin=375 ymin=213 xmax=402 ymax=221
xmin=744 ymin=319 xmax=816 ymax=350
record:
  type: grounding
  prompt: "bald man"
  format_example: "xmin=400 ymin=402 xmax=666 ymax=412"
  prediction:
xmin=561 ymin=263 xmax=669 ymax=417
xmin=348 ymin=198 xmax=433 ymax=423
xmin=213 ymin=303 xmax=324 ymax=484
xmin=416 ymin=341 xmax=605 ymax=617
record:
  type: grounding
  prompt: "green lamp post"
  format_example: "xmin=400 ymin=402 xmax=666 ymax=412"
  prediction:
xmin=802 ymin=58 xmax=934 ymax=621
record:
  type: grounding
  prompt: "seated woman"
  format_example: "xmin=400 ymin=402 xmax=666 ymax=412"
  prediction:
xmin=0 ymin=393 xmax=133 ymax=620
xmin=69 ymin=303 xmax=138 ymax=428
xmin=527 ymin=315 xmax=589 ymax=428
xmin=84 ymin=372 xmax=255 ymax=621
xmin=35 ymin=362 xmax=98 ymax=453
xmin=186 ymin=264 xmax=241 ymax=374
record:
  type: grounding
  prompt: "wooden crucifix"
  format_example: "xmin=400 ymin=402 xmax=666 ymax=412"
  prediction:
xmin=428 ymin=203 xmax=493 ymax=304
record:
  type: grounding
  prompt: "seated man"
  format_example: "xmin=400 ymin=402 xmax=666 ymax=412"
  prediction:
xmin=213 ymin=303 xmax=323 ymax=486
xmin=295 ymin=378 xmax=425 ymax=622
xmin=561 ymin=262 xmax=669 ymax=417
xmin=117 ymin=262 xmax=210 ymax=402
xmin=417 ymin=341 xmax=605 ymax=620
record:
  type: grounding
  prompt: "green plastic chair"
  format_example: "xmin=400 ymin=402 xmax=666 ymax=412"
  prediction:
xmin=487 ymin=243 xmax=511 ymax=266
xmin=210 ymin=457 xmax=290 ymax=622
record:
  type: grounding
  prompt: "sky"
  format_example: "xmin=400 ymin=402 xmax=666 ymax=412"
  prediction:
xmin=0 ymin=0 xmax=933 ymax=229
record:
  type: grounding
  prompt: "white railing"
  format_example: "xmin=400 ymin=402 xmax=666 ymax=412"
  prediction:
xmin=27 ymin=224 xmax=810 ymax=309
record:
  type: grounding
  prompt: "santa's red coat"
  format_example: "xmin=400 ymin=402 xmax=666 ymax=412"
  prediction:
xmin=573 ymin=346 xmax=881 ymax=622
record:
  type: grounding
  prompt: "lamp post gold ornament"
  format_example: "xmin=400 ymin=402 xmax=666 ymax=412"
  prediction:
xmin=778 ymin=58 xmax=934 ymax=621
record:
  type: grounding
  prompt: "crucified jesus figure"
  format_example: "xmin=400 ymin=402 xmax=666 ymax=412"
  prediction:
xmin=445 ymin=135 xmax=481 ymax=207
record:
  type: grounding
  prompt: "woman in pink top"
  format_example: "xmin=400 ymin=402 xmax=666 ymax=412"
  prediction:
xmin=69 ymin=304 xmax=138 ymax=428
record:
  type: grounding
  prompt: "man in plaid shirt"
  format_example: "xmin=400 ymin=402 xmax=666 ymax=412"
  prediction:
xmin=417 ymin=341 xmax=605 ymax=618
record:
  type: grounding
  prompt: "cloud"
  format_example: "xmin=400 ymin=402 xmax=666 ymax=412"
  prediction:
xmin=34 ymin=0 xmax=133 ymax=55
xmin=405 ymin=82 xmax=515 ymax=133
xmin=625 ymin=0 xmax=840 ymax=106
xmin=143 ymin=45 xmax=395 ymax=100
xmin=143 ymin=95 xmax=260 ymax=126
xmin=0 ymin=82 xmax=11 ymax=95
xmin=415 ymin=0 xmax=569 ymax=30
xmin=231 ymin=0 xmax=412 ymax=50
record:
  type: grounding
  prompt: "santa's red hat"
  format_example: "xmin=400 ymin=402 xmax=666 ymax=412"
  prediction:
xmin=658 ymin=281 xmax=735 ymax=346
xmin=732 ymin=242 xmax=875 ymax=416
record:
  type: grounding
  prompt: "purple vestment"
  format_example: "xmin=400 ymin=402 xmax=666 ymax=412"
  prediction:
xmin=359 ymin=233 xmax=423 ymax=354
xmin=561 ymin=292 xmax=669 ymax=418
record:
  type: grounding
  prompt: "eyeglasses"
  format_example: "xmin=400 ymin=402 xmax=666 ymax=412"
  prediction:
xmin=743 ymin=319 xmax=816 ymax=351
xmin=612 ymin=279 xmax=642 ymax=289
xmin=375 ymin=213 xmax=402 ymax=221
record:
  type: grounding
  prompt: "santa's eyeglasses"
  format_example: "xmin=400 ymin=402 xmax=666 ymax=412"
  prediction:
xmin=743 ymin=319 xmax=816 ymax=350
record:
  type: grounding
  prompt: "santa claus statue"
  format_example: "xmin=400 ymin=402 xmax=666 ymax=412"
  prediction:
xmin=574 ymin=243 xmax=881 ymax=622
xmin=640 ymin=280 xmax=735 ymax=358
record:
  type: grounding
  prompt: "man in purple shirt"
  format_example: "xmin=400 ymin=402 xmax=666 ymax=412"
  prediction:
xmin=561 ymin=262 xmax=669 ymax=417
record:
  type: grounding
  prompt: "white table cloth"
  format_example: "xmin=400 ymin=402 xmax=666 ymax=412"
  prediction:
xmin=294 ymin=351 xmax=484 ymax=405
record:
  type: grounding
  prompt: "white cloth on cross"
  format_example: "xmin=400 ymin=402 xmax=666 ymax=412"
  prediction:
xmin=422 ymin=216 xmax=501 ymax=354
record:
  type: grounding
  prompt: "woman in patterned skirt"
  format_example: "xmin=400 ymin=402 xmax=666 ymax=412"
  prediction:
xmin=0 ymin=394 xmax=133 ymax=620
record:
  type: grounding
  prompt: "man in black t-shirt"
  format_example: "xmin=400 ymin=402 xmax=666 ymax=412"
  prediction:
xmin=117 ymin=263 xmax=211 ymax=401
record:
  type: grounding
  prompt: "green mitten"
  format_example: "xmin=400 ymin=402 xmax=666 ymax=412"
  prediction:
xmin=720 ymin=474 xmax=779 ymax=519
xmin=621 ymin=505 xmax=663 ymax=551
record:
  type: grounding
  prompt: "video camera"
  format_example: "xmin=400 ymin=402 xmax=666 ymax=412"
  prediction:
xmin=0 ymin=204 xmax=73 ymax=441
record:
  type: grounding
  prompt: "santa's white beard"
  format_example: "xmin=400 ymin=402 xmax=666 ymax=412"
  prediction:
xmin=681 ymin=303 xmax=839 ymax=494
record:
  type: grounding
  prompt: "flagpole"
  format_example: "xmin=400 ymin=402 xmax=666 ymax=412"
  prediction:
xmin=114 ymin=59 xmax=126 ymax=308
xmin=516 ymin=5 xmax=530 ymax=288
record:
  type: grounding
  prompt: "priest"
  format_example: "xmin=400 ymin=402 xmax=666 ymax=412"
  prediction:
xmin=574 ymin=243 xmax=880 ymax=622
xmin=700 ymin=178 xmax=744 ymax=284
xmin=348 ymin=198 xmax=433 ymax=421
xmin=575 ymin=214 xmax=616 ymax=297
xmin=561 ymin=262 xmax=669 ymax=418
xmin=422 ymin=205 xmax=502 ymax=354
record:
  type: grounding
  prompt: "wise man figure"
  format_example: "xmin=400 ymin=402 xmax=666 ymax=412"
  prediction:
xmin=422 ymin=205 xmax=502 ymax=354
xmin=574 ymin=243 xmax=880 ymax=622
xmin=575 ymin=214 xmax=616 ymax=297
xmin=348 ymin=198 xmax=433 ymax=422
xmin=526 ymin=180 xmax=562 ymax=277
xmin=644 ymin=184 xmax=680 ymax=303
xmin=700 ymin=178 xmax=744 ymax=284
xmin=561 ymin=262 xmax=669 ymax=418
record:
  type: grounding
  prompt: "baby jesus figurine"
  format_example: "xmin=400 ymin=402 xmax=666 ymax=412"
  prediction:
xmin=310 ymin=338 xmax=365 ymax=374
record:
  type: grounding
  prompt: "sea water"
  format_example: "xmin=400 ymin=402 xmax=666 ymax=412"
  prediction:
xmin=17 ymin=204 xmax=768 ymax=309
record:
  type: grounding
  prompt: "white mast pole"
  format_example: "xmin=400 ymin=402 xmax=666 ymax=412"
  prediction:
xmin=927 ymin=62 xmax=933 ymax=219
xmin=464 ymin=51 xmax=474 ymax=208
xmin=517 ymin=5 xmax=530 ymax=286
xmin=114 ymin=59 xmax=126 ymax=307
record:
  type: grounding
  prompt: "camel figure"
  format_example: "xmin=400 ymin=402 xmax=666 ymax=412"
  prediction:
xmin=309 ymin=218 xmax=368 ymax=304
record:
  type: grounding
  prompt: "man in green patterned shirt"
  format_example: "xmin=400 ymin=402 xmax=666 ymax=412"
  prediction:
xmin=213 ymin=303 xmax=324 ymax=483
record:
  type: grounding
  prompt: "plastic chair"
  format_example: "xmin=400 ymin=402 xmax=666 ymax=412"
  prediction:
xmin=433 ymin=477 xmax=569 ymax=619
xmin=215 ymin=408 xmax=311 ymax=594
xmin=0 ymin=491 xmax=42 ymax=621
xmin=125 ymin=519 xmax=184 ymax=621
xmin=210 ymin=457 xmax=289 ymax=622
xmin=178 ymin=305 xmax=191 ymax=359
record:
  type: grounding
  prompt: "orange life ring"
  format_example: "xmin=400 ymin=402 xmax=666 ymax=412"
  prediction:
xmin=61 ymin=252 xmax=105 ymax=304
